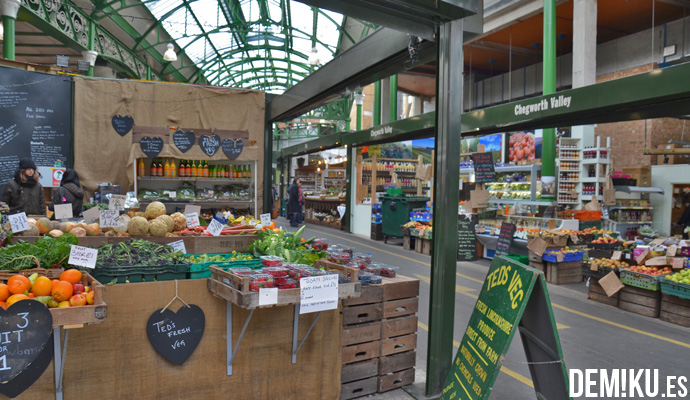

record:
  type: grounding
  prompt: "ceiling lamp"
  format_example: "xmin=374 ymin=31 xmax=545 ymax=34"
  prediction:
xmin=0 ymin=21 xmax=3 ymax=41
xmin=163 ymin=43 xmax=177 ymax=62
xmin=308 ymin=47 xmax=320 ymax=66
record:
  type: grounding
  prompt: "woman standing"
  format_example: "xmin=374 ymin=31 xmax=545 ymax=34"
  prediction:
xmin=48 ymin=168 xmax=85 ymax=217
xmin=1 ymin=158 xmax=46 ymax=215
xmin=287 ymin=178 xmax=303 ymax=227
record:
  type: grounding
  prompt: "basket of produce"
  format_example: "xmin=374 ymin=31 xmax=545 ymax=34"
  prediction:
xmin=619 ymin=266 xmax=673 ymax=291
xmin=589 ymin=237 xmax=622 ymax=250
xmin=185 ymin=252 xmax=260 ymax=279
xmin=581 ymin=258 xmax=628 ymax=279
xmin=542 ymin=248 xmax=583 ymax=263
xmin=660 ymin=270 xmax=690 ymax=300
xmin=94 ymin=239 xmax=191 ymax=284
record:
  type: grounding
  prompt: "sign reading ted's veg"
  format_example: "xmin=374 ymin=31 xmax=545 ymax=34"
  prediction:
xmin=443 ymin=257 xmax=536 ymax=400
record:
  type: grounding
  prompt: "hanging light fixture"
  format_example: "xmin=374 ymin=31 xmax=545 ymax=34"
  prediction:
xmin=0 ymin=21 xmax=4 ymax=41
xmin=308 ymin=47 xmax=320 ymax=66
xmin=163 ymin=43 xmax=177 ymax=62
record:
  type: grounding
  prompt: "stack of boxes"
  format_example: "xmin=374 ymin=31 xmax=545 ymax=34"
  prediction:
xmin=340 ymin=276 xmax=420 ymax=399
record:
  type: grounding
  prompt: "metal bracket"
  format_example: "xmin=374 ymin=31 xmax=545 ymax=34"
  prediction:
xmin=53 ymin=327 xmax=70 ymax=400
xmin=291 ymin=304 xmax=322 ymax=364
xmin=226 ymin=301 xmax=254 ymax=376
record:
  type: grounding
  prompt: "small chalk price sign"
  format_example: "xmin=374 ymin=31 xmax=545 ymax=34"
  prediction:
xmin=207 ymin=219 xmax=223 ymax=236
xmin=99 ymin=210 xmax=120 ymax=228
xmin=260 ymin=213 xmax=272 ymax=226
xmin=8 ymin=213 xmax=29 ymax=233
xmin=68 ymin=245 xmax=98 ymax=269
xmin=109 ymin=195 xmax=126 ymax=211
xmin=300 ymin=274 xmax=339 ymax=314
xmin=168 ymin=240 xmax=187 ymax=254
xmin=495 ymin=222 xmax=516 ymax=256
xmin=185 ymin=213 xmax=200 ymax=228
xmin=147 ymin=305 xmax=205 ymax=366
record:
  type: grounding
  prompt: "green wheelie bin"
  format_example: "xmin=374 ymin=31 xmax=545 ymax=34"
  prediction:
xmin=381 ymin=195 xmax=429 ymax=243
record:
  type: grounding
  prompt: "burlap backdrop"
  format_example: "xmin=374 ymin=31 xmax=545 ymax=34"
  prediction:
xmin=73 ymin=77 xmax=265 ymax=211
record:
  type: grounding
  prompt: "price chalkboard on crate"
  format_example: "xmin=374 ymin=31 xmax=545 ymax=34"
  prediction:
xmin=457 ymin=215 xmax=477 ymax=261
xmin=495 ymin=222 xmax=516 ymax=256
xmin=146 ymin=305 xmax=205 ymax=365
xmin=471 ymin=152 xmax=496 ymax=183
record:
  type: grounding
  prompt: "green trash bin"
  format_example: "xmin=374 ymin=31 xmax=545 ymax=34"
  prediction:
xmin=381 ymin=195 xmax=429 ymax=243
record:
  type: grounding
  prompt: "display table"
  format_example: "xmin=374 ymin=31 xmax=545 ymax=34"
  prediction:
xmin=304 ymin=197 xmax=344 ymax=229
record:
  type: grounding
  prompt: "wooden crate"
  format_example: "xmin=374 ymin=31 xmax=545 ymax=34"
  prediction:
xmin=660 ymin=293 xmax=690 ymax=327
xmin=187 ymin=235 xmax=259 ymax=254
xmin=421 ymin=239 xmax=432 ymax=256
xmin=342 ymin=358 xmax=379 ymax=384
xmin=379 ymin=351 xmax=416 ymax=375
xmin=588 ymin=278 xmax=619 ymax=307
xmin=343 ymin=321 xmax=382 ymax=346
xmin=618 ymin=285 xmax=661 ymax=318
xmin=381 ymin=333 xmax=417 ymax=356
xmin=382 ymin=315 xmax=418 ymax=338
xmin=415 ymin=237 xmax=423 ymax=253
xmin=378 ymin=368 xmax=415 ymax=393
xmin=341 ymin=376 xmax=378 ymax=400
xmin=49 ymin=272 xmax=108 ymax=328
xmin=342 ymin=303 xmax=383 ymax=326
xmin=529 ymin=261 xmax=545 ymax=274
xmin=382 ymin=297 xmax=418 ymax=319
xmin=546 ymin=261 xmax=583 ymax=285
xmin=343 ymin=284 xmax=383 ymax=307
xmin=380 ymin=275 xmax=420 ymax=302
xmin=342 ymin=340 xmax=381 ymax=364
xmin=403 ymin=234 xmax=415 ymax=251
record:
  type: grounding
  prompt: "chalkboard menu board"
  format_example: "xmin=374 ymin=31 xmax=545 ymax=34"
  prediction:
xmin=495 ymin=222 xmax=516 ymax=256
xmin=457 ymin=215 xmax=477 ymax=261
xmin=471 ymin=152 xmax=495 ymax=183
xmin=0 ymin=67 xmax=71 ymax=191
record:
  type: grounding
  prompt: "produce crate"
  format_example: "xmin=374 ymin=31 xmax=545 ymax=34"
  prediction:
xmin=185 ymin=253 xmax=261 ymax=279
xmin=402 ymin=234 xmax=415 ymax=251
xmin=590 ymin=242 xmax=621 ymax=250
xmin=581 ymin=264 xmax=620 ymax=279
xmin=619 ymin=269 xmax=670 ymax=291
xmin=618 ymin=285 xmax=661 ymax=318
xmin=0 ymin=268 xmax=63 ymax=283
xmin=587 ymin=249 xmax=615 ymax=259
xmin=542 ymin=250 xmax=583 ymax=263
xmin=660 ymin=279 xmax=690 ymax=300
xmin=546 ymin=261 xmax=582 ymax=285
xmin=93 ymin=263 xmax=190 ymax=284
xmin=588 ymin=278 xmax=619 ymax=307
xmin=659 ymin=293 xmax=690 ymax=327
xmin=49 ymin=272 xmax=107 ymax=328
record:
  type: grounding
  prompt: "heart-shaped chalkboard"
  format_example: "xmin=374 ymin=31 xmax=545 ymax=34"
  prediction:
xmin=198 ymin=134 xmax=221 ymax=157
xmin=111 ymin=115 xmax=134 ymax=136
xmin=140 ymin=136 xmax=164 ymax=159
xmin=172 ymin=130 xmax=196 ymax=153
xmin=0 ymin=335 xmax=53 ymax=398
xmin=0 ymin=300 xmax=53 ymax=384
xmin=147 ymin=305 xmax=205 ymax=366
xmin=222 ymin=139 xmax=244 ymax=160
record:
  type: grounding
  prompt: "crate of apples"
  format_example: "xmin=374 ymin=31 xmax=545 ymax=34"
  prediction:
xmin=626 ymin=265 xmax=672 ymax=276
xmin=0 ymin=269 xmax=96 ymax=309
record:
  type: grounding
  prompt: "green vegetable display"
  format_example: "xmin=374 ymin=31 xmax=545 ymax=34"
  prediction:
xmin=83 ymin=203 xmax=110 ymax=211
xmin=187 ymin=252 xmax=253 ymax=263
xmin=97 ymin=239 xmax=190 ymax=267
xmin=0 ymin=233 xmax=79 ymax=270
xmin=250 ymin=226 xmax=324 ymax=265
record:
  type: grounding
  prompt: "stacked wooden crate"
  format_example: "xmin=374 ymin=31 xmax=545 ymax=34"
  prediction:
xmin=340 ymin=275 xmax=419 ymax=399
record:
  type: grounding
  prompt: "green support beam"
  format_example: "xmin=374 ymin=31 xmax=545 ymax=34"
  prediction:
xmin=2 ymin=15 xmax=17 ymax=60
xmin=373 ymin=81 xmax=382 ymax=126
xmin=279 ymin=133 xmax=344 ymax=158
xmin=541 ymin=0 xmax=557 ymax=199
xmin=389 ymin=74 xmax=398 ymax=122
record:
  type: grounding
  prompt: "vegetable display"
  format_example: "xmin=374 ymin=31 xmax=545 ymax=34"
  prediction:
xmin=250 ymin=226 xmax=324 ymax=265
xmin=0 ymin=234 xmax=79 ymax=271
xmin=96 ymin=240 xmax=190 ymax=267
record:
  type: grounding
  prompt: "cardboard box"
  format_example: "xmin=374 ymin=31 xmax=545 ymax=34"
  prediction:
xmin=622 ymin=167 xmax=651 ymax=187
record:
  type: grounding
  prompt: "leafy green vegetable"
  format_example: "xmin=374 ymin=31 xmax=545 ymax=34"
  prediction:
xmin=97 ymin=239 xmax=190 ymax=267
xmin=0 ymin=233 xmax=79 ymax=271
xmin=250 ymin=229 xmax=323 ymax=266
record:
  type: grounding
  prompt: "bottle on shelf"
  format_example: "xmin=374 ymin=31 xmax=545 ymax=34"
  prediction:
xmin=185 ymin=160 xmax=191 ymax=177
xmin=247 ymin=165 xmax=252 ymax=179
xmin=150 ymin=158 xmax=157 ymax=176
xmin=138 ymin=159 xmax=145 ymax=177
xmin=179 ymin=160 xmax=186 ymax=177
xmin=163 ymin=159 xmax=171 ymax=177
xmin=203 ymin=161 xmax=209 ymax=178
xmin=191 ymin=160 xmax=198 ymax=177
xmin=171 ymin=159 xmax=177 ymax=178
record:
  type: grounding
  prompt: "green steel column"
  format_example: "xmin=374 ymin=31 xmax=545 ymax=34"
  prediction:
xmin=344 ymin=146 xmax=353 ymax=233
xmin=373 ymin=81 xmax=381 ymax=126
xmin=146 ymin=65 xmax=152 ymax=81
xmin=263 ymin=94 xmax=274 ymax=214
xmin=389 ymin=74 xmax=398 ymax=122
xmin=542 ymin=0 xmax=557 ymax=199
xmin=356 ymin=103 xmax=363 ymax=131
xmin=2 ymin=15 xmax=16 ymax=60
xmin=426 ymin=19 xmax=462 ymax=397
xmin=87 ymin=20 xmax=96 ymax=77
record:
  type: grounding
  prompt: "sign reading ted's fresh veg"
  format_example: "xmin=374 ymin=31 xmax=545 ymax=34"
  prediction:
xmin=442 ymin=256 xmax=570 ymax=400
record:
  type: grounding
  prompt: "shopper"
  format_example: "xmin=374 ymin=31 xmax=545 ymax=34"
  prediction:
xmin=1 ymin=158 xmax=46 ymax=216
xmin=677 ymin=196 xmax=690 ymax=239
xmin=48 ymin=168 xmax=85 ymax=218
xmin=287 ymin=178 xmax=303 ymax=227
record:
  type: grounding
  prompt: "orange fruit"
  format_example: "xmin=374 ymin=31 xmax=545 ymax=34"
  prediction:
xmin=60 ymin=269 xmax=82 ymax=285
xmin=0 ymin=301 xmax=7 ymax=310
xmin=0 ymin=284 xmax=9 ymax=302
xmin=31 ymin=276 xmax=52 ymax=297
xmin=51 ymin=281 xmax=73 ymax=302
xmin=6 ymin=294 xmax=29 ymax=307
xmin=7 ymin=275 xmax=31 ymax=295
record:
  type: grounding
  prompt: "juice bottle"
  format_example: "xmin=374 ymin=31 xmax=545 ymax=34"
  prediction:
xmin=203 ymin=161 xmax=209 ymax=177
xmin=164 ymin=159 xmax=170 ymax=177
xmin=179 ymin=160 xmax=186 ymax=177
xmin=210 ymin=164 xmax=215 ymax=178
xmin=138 ymin=159 xmax=145 ymax=177
xmin=247 ymin=165 xmax=252 ymax=179
xmin=191 ymin=160 xmax=198 ymax=177
xmin=171 ymin=159 xmax=177 ymax=177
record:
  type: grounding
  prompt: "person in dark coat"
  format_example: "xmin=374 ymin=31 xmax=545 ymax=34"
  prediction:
xmin=287 ymin=178 xmax=303 ymax=227
xmin=48 ymin=169 xmax=84 ymax=217
xmin=677 ymin=196 xmax=690 ymax=239
xmin=1 ymin=158 xmax=46 ymax=215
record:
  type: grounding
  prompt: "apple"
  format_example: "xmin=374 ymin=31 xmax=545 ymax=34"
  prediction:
xmin=69 ymin=294 xmax=87 ymax=307
xmin=58 ymin=301 xmax=71 ymax=308
xmin=72 ymin=283 xmax=85 ymax=295
xmin=86 ymin=291 xmax=94 ymax=305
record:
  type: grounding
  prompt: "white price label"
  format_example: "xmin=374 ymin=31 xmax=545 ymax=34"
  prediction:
xmin=260 ymin=213 xmax=272 ymax=226
xmin=68 ymin=245 xmax=98 ymax=269
xmin=108 ymin=195 xmax=127 ymax=211
xmin=185 ymin=212 xmax=200 ymax=228
xmin=299 ymin=274 xmax=339 ymax=314
xmin=82 ymin=207 xmax=100 ymax=223
xmin=99 ymin=210 xmax=120 ymax=228
xmin=54 ymin=204 xmax=73 ymax=220
xmin=259 ymin=287 xmax=278 ymax=306
xmin=207 ymin=219 xmax=223 ymax=236
xmin=183 ymin=204 xmax=201 ymax=216
xmin=168 ymin=240 xmax=187 ymax=254
xmin=8 ymin=213 xmax=30 ymax=233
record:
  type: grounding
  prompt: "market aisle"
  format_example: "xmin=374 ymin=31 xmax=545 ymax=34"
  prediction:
xmin=285 ymin=220 xmax=690 ymax=400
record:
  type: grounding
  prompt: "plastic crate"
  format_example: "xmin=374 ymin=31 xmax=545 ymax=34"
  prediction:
xmin=542 ymin=250 xmax=583 ymax=263
xmin=660 ymin=279 xmax=690 ymax=300
xmin=186 ymin=254 xmax=261 ymax=279
xmin=93 ymin=264 xmax=190 ymax=284
xmin=619 ymin=268 xmax=669 ymax=291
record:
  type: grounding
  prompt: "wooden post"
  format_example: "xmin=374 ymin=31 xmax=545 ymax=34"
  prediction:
xmin=417 ymin=155 xmax=424 ymax=196
xmin=371 ymin=153 xmax=377 ymax=202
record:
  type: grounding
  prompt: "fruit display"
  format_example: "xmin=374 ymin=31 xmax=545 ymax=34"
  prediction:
xmin=588 ymin=258 xmax=629 ymax=270
xmin=624 ymin=265 xmax=672 ymax=276
xmin=591 ymin=237 xmax=620 ymax=244
xmin=665 ymin=269 xmax=690 ymax=284
xmin=508 ymin=132 xmax=535 ymax=162
xmin=0 ymin=269 xmax=95 ymax=309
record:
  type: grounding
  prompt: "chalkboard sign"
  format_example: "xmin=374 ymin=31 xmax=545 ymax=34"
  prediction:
xmin=0 ymin=335 xmax=53 ymax=398
xmin=198 ymin=133 xmax=220 ymax=157
xmin=0 ymin=300 xmax=53 ymax=384
xmin=140 ymin=136 xmax=163 ymax=159
xmin=222 ymin=138 xmax=243 ymax=160
xmin=495 ymin=222 xmax=516 ymax=256
xmin=0 ymin=67 xmax=72 ymax=192
xmin=471 ymin=152 xmax=496 ymax=183
xmin=457 ymin=215 xmax=477 ymax=261
xmin=172 ymin=129 xmax=195 ymax=153
xmin=147 ymin=305 xmax=205 ymax=366
xmin=111 ymin=115 xmax=133 ymax=136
